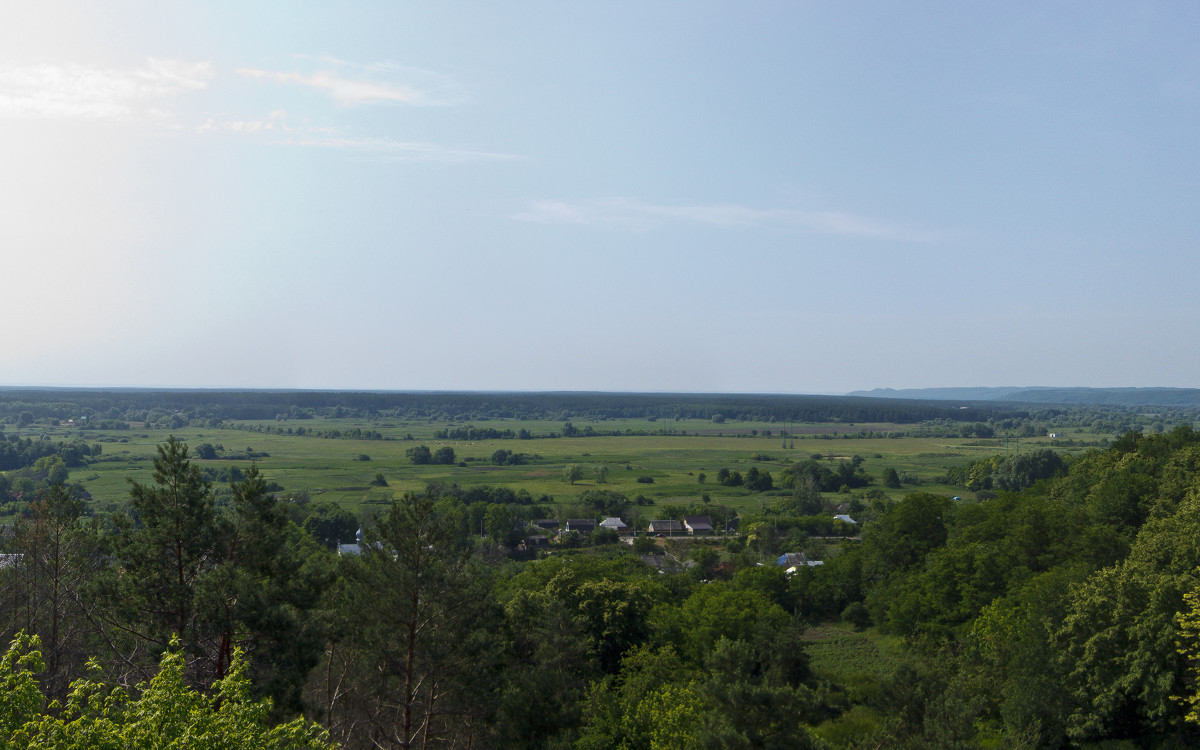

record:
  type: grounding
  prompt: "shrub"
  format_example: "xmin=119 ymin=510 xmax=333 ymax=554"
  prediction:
xmin=633 ymin=535 xmax=659 ymax=554
xmin=842 ymin=602 xmax=871 ymax=630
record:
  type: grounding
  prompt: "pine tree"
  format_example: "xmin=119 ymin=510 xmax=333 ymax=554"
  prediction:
xmin=96 ymin=436 xmax=224 ymax=685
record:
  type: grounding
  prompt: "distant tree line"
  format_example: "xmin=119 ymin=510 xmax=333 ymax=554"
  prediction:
xmin=0 ymin=435 xmax=100 ymax=472
xmin=0 ymin=389 xmax=1045 ymax=427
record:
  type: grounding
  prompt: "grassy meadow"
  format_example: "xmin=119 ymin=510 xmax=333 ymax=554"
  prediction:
xmin=11 ymin=416 xmax=1102 ymax=519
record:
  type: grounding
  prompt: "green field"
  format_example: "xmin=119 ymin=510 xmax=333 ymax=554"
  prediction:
xmin=7 ymin=416 xmax=1104 ymax=520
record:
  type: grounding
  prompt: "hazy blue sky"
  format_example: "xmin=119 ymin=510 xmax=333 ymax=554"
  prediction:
xmin=3 ymin=2 xmax=1198 ymax=393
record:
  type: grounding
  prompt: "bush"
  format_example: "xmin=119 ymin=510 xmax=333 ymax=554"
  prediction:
xmin=636 ymin=476 xmax=654 ymax=484
xmin=406 ymin=445 xmax=432 ymax=465
xmin=633 ymin=535 xmax=659 ymax=554
xmin=882 ymin=468 xmax=902 ymax=489
xmin=592 ymin=528 xmax=619 ymax=545
xmin=841 ymin=601 xmax=871 ymax=630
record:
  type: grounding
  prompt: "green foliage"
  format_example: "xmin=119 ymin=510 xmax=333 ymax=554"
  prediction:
xmin=484 ymin=502 xmax=522 ymax=547
xmin=1056 ymin=489 xmax=1200 ymax=739
xmin=404 ymin=444 xmax=432 ymax=465
xmin=656 ymin=583 xmax=791 ymax=664
xmin=562 ymin=463 xmax=583 ymax=484
xmin=744 ymin=465 xmax=774 ymax=492
xmin=731 ymin=565 xmax=794 ymax=612
xmin=76 ymin=441 xmax=331 ymax=717
xmin=690 ymin=546 xmax=719 ymax=580
xmin=992 ymin=448 xmax=1066 ymax=492
xmin=1175 ymin=581 xmax=1200 ymax=725
xmin=7 ymin=483 xmax=96 ymax=700
xmin=0 ymin=632 xmax=44 ymax=741
xmin=0 ymin=633 xmax=333 ymax=749
xmin=698 ymin=634 xmax=824 ymax=748
xmin=861 ymin=493 xmax=951 ymax=589
xmin=579 ymin=489 xmax=628 ymax=518
xmin=562 ymin=577 xmax=664 ymax=674
xmin=591 ymin=527 xmax=619 ymax=545
xmin=207 ymin=466 xmax=332 ymax=715
xmin=968 ymin=567 xmax=1081 ymax=746
xmin=715 ymin=467 xmax=742 ymax=486
xmin=780 ymin=456 xmax=869 ymax=493
xmin=107 ymin=436 xmax=222 ymax=651
xmin=633 ymin=535 xmax=658 ymax=555
xmin=578 ymin=629 xmax=823 ymax=750
xmin=327 ymin=490 xmax=497 ymax=747
xmin=842 ymin=602 xmax=871 ymax=630
xmin=882 ymin=467 xmax=901 ymax=489
xmin=300 ymin=502 xmax=358 ymax=549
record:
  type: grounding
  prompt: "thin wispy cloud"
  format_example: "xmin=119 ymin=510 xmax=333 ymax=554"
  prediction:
xmin=514 ymin=198 xmax=940 ymax=242
xmin=239 ymin=59 xmax=459 ymax=106
xmin=195 ymin=109 xmax=291 ymax=135
xmin=0 ymin=52 xmax=497 ymax=164
xmin=239 ymin=68 xmax=426 ymax=105
xmin=0 ymin=58 xmax=212 ymax=120
xmin=272 ymin=135 xmax=517 ymax=163
xmin=199 ymin=60 xmax=494 ymax=160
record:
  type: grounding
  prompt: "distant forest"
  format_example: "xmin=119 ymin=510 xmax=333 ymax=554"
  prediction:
xmin=0 ymin=387 xmax=1066 ymax=425
xmin=849 ymin=386 xmax=1200 ymax=407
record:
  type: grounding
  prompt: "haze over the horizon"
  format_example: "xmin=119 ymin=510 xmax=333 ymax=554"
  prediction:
xmin=4 ymin=2 xmax=1198 ymax=393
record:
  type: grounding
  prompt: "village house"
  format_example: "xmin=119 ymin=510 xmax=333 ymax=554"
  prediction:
xmin=599 ymin=517 xmax=630 ymax=534
xmin=777 ymin=551 xmax=823 ymax=573
xmin=648 ymin=519 xmax=682 ymax=535
xmin=565 ymin=519 xmax=596 ymax=534
xmin=777 ymin=552 xmax=809 ymax=567
xmin=337 ymin=528 xmax=366 ymax=556
xmin=683 ymin=515 xmax=714 ymax=535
